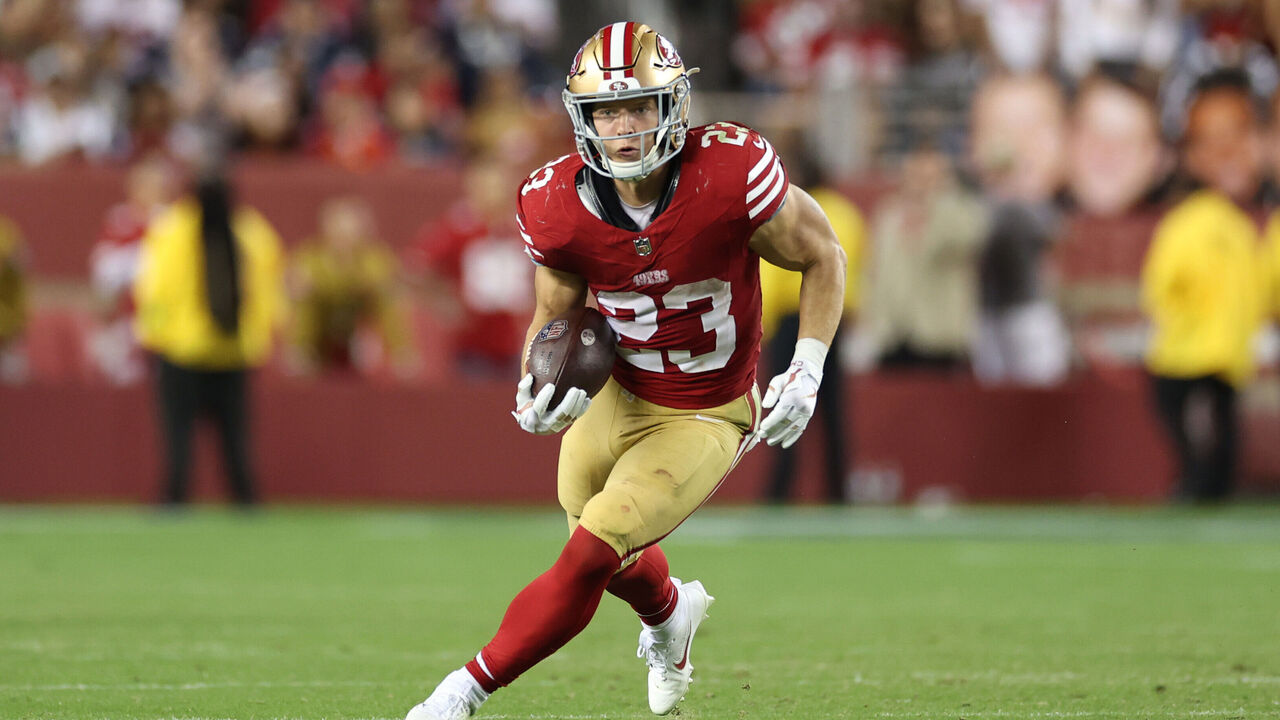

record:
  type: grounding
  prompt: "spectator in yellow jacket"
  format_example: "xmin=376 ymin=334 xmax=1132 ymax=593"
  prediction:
xmin=758 ymin=149 xmax=863 ymax=504
xmin=0 ymin=216 xmax=28 ymax=384
xmin=1140 ymin=70 xmax=1269 ymax=503
xmin=134 ymin=172 xmax=285 ymax=506
xmin=285 ymin=196 xmax=415 ymax=378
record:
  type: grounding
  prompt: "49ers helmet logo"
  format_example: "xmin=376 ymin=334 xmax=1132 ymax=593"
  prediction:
xmin=608 ymin=80 xmax=629 ymax=91
xmin=569 ymin=42 xmax=586 ymax=76
xmin=654 ymin=34 xmax=681 ymax=68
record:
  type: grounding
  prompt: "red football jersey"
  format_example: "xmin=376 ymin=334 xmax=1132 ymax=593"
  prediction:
xmin=517 ymin=122 xmax=789 ymax=408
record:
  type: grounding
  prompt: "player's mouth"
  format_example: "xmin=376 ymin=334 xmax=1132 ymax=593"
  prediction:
xmin=615 ymin=146 xmax=641 ymax=160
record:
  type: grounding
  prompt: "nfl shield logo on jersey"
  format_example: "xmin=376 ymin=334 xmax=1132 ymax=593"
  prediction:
xmin=633 ymin=236 xmax=653 ymax=256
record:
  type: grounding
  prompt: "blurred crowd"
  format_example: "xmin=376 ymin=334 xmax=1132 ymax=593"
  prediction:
xmin=0 ymin=0 xmax=567 ymax=168
xmin=0 ymin=1 xmax=1275 ymax=172
xmin=8 ymin=1 xmax=1280 ymax=499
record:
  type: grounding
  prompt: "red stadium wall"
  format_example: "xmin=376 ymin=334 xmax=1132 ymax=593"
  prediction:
xmin=0 ymin=160 xmax=463 ymax=278
xmin=5 ymin=162 xmax=1280 ymax=504
xmin=0 ymin=371 xmax=1184 ymax=505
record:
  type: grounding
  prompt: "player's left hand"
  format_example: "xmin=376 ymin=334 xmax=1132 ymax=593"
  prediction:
xmin=756 ymin=358 xmax=822 ymax=448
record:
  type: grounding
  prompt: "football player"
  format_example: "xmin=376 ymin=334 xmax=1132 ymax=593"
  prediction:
xmin=406 ymin=22 xmax=847 ymax=720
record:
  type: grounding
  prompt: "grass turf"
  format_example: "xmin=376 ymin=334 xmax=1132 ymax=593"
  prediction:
xmin=1 ymin=505 xmax=1279 ymax=719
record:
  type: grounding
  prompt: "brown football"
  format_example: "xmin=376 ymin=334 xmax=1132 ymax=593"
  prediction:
xmin=526 ymin=306 xmax=618 ymax=408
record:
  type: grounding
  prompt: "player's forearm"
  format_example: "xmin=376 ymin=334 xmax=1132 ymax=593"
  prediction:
xmin=795 ymin=242 xmax=847 ymax=348
xmin=520 ymin=308 xmax=558 ymax=376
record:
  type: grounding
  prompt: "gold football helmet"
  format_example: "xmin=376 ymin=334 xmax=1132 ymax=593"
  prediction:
xmin=563 ymin=22 xmax=698 ymax=180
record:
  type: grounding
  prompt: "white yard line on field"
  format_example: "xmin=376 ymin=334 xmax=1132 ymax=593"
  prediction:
xmin=0 ymin=680 xmax=383 ymax=692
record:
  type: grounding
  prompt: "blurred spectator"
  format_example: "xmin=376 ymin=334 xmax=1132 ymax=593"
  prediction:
xmin=1066 ymin=72 xmax=1170 ymax=217
xmin=15 ymin=41 xmax=118 ymax=165
xmin=759 ymin=149 xmax=864 ymax=505
xmin=239 ymin=0 xmax=347 ymax=120
xmin=285 ymin=196 xmax=415 ymax=378
xmin=857 ymin=140 xmax=988 ymax=371
xmin=377 ymin=28 xmax=464 ymax=161
xmin=442 ymin=0 xmax=558 ymax=106
xmin=166 ymin=4 xmax=235 ymax=162
xmin=961 ymin=0 xmax=1054 ymax=74
xmin=731 ymin=0 xmax=904 ymax=174
xmin=882 ymin=0 xmax=985 ymax=162
xmin=407 ymin=159 xmax=532 ymax=377
xmin=226 ymin=63 xmax=300 ymax=152
xmin=87 ymin=155 xmax=176 ymax=385
xmin=969 ymin=72 xmax=1071 ymax=386
xmin=462 ymin=66 xmax=558 ymax=166
xmin=75 ymin=0 xmax=182 ymax=45
xmin=123 ymin=77 xmax=179 ymax=159
xmin=1159 ymin=2 xmax=1278 ymax=141
xmin=0 ymin=216 xmax=29 ymax=384
xmin=303 ymin=58 xmax=394 ymax=171
xmin=1141 ymin=70 xmax=1269 ymax=503
xmin=133 ymin=166 xmax=286 ymax=506
xmin=732 ymin=0 xmax=902 ymax=91
xmin=1057 ymin=0 xmax=1179 ymax=85
xmin=384 ymin=77 xmax=456 ymax=161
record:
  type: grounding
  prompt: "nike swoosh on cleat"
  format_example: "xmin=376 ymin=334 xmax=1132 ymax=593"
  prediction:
xmin=673 ymin=635 xmax=693 ymax=670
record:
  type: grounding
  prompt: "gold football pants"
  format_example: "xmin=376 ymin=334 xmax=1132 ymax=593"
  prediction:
xmin=558 ymin=377 xmax=760 ymax=559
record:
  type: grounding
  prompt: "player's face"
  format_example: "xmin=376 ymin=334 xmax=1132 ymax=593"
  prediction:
xmin=590 ymin=97 xmax=661 ymax=163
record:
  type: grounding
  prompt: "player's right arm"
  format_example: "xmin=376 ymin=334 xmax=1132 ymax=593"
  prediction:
xmin=520 ymin=265 xmax=588 ymax=375
xmin=511 ymin=256 xmax=591 ymax=436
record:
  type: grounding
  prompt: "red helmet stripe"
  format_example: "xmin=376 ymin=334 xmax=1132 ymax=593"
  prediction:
xmin=600 ymin=23 xmax=614 ymax=67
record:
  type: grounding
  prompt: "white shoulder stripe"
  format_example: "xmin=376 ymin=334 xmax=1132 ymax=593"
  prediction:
xmin=748 ymin=170 xmax=787 ymax=220
xmin=523 ymin=246 xmax=545 ymax=260
xmin=747 ymin=141 xmax=775 ymax=183
xmin=515 ymin=213 xmax=526 ymax=231
xmin=746 ymin=158 xmax=782 ymax=204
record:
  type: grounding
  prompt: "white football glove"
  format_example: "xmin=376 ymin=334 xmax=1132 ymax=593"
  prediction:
xmin=756 ymin=351 xmax=824 ymax=449
xmin=511 ymin=373 xmax=590 ymax=435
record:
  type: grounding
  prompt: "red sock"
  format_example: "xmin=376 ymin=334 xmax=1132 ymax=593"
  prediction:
xmin=465 ymin=527 xmax=621 ymax=693
xmin=606 ymin=545 xmax=677 ymax=626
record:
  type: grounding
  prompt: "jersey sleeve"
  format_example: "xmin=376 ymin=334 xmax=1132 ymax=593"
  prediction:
xmin=515 ymin=198 xmax=546 ymax=267
xmin=514 ymin=154 xmax=579 ymax=271
xmin=744 ymin=129 xmax=789 ymax=232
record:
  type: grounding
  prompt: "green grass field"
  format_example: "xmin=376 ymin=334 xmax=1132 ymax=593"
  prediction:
xmin=2 ymin=505 xmax=1279 ymax=720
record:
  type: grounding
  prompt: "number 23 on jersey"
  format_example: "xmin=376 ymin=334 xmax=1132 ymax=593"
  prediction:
xmin=596 ymin=279 xmax=736 ymax=374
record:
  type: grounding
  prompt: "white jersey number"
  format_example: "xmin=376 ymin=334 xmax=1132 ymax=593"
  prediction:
xmin=701 ymin=122 xmax=748 ymax=147
xmin=596 ymin=279 xmax=736 ymax=374
xmin=521 ymin=154 xmax=573 ymax=196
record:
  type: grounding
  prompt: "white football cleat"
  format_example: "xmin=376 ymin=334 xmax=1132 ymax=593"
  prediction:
xmin=636 ymin=578 xmax=715 ymax=715
xmin=404 ymin=668 xmax=489 ymax=720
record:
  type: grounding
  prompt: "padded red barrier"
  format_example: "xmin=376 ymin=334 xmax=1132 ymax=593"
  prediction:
xmin=0 ymin=371 xmax=1191 ymax=505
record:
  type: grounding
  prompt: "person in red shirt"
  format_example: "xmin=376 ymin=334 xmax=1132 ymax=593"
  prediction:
xmin=404 ymin=22 xmax=847 ymax=720
xmin=406 ymin=160 xmax=532 ymax=377
xmin=87 ymin=156 xmax=176 ymax=385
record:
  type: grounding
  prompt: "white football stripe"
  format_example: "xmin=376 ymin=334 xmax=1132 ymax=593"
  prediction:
xmin=523 ymin=246 xmax=544 ymax=260
xmin=748 ymin=169 xmax=787 ymax=219
xmin=746 ymin=158 xmax=781 ymax=204
xmin=747 ymin=141 xmax=775 ymax=183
